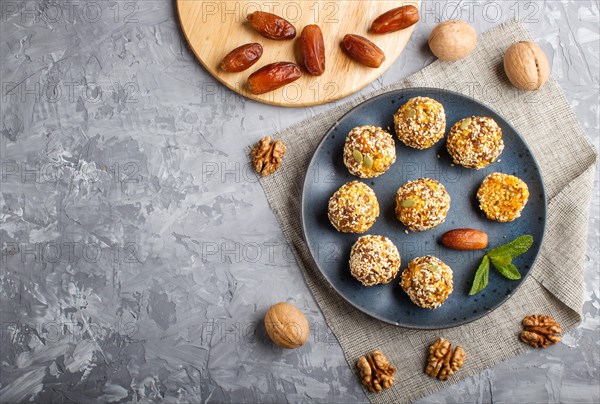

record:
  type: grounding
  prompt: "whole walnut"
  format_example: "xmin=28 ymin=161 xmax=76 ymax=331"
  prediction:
xmin=428 ymin=20 xmax=477 ymax=61
xmin=264 ymin=302 xmax=309 ymax=349
xmin=504 ymin=41 xmax=550 ymax=90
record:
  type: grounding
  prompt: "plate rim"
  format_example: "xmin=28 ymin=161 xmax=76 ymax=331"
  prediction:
xmin=300 ymin=86 xmax=548 ymax=329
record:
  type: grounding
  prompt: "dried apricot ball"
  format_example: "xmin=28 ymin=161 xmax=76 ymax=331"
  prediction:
xmin=328 ymin=181 xmax=379 ymax=233
xmin=477 ymin=173 xmax=529 ymax=222
xmin=401 ymin=256 xmax=453 ymax=309
xmin=350 ymin=235 xmax=401 ymax=286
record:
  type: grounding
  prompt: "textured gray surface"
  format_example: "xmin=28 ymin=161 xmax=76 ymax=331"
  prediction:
xmin=0 ymin=1 xmax=598 ymax=403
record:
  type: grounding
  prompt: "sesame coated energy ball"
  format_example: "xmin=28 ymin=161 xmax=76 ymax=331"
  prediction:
xmin=328 ymin=181 xmax=379 ymax=233
xmin=401 ymin=256 xmax=453 ymax=309
xmin=477 ymin=172 xmax=530 ymax=222
xmin=395 ymin=178 xmax=451 ymax=232
xmin=349 ymin=235 xmax=401 ymax=286
xmin=394 ymin=96 xmax=446 ymax=150
xmin=343 ymin=126 xmax=396 ymax=178
xmin=446 ymin=116 xmax=504 ymax=169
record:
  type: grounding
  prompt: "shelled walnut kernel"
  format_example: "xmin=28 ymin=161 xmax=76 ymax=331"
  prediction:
xmin=425 ymin=338 xmax=466 ymax=380
xmin=251 ymin=136 xmax=287 ymax=177
xmin=520 ymin=315 xmax=561 ymax=348
xmin=356 ymin=350 xmax=396 ymax=393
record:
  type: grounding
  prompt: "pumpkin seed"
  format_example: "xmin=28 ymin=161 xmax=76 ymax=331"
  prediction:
xmin=401 ymin=199 xmax=416 ymax=208
xmin=352 ymin=150 xmax=363 ymax=163
xmin=428 ymin=264 xmax=441 ymax=274
xmin=460 ymin=118 xmax=471 ymax=130
xmin=363 ymin=155 xmax=373 ymax=169
xmin=406 ymin=108 xmax=416 ymax=119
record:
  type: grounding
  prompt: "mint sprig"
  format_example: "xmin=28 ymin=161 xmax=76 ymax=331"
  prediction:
xmin=469 ymin=235 xmax=533 ymax=295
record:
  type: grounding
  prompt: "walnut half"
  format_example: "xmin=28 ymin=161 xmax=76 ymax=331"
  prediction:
xmin=520 ymin=314 xmax=562 ymax=348
xmin=356 ymin=350 xmax=396 ymax=393
xmin=251 ymin=136 xmax=287 ymax=177
xmin=425 ymin=338 xmax=466 ymax=381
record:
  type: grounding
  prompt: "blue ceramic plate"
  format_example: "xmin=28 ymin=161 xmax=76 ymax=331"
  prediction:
xmin=301 ymin=88 xmax=546 ymax=329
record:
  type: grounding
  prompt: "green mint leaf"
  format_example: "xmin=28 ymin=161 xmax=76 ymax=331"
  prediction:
xmin=494 ymin=263 xmax=522 ymax=280
xmin=490 ymin=254 xmax=512 ymax=268
xmin=467 ymin=235 xmax=531 ymax=298
xmin=488 ymin=235 xmax=533 ymax=259
xmin=469 ymin=255 xmax=490 ymax=295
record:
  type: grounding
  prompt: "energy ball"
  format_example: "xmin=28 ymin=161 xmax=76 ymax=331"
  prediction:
xmin=328 ymin=181 xmax=379 ymax=233
xmin=395 ymin=178 xmax=451 ymax=232
xmin=349 ymin=235 xmax=401 ymax=287
xmin=401 ymin=256 xmax=453 ymax=309
xmin=477 ymin=172 xmax=530 ymax=222
xmin=343 ymin=126 xmax=396 ymax=178
xmin=446 ymin=116 xmax=504 ymax=169
xmin=394 ymin=96 xmax=446 ymax=150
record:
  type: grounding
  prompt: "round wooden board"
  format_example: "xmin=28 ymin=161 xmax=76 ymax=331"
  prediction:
xmin=176 ymin=0 xmax=420 ymax=107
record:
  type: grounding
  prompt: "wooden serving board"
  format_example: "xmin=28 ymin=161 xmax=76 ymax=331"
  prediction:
xmin=177 ymin=0 xmax=420 ymax=107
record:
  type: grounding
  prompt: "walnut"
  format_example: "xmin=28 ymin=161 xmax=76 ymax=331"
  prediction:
xmin=425 ymin=338 xmax=466 ymax=381
xmin=264 ymin=302 xmax=309 ymax=349
xmin=519 ymin=314 xmax=561 ymax=348
xmin=504 ymin=41 xmax=549 ymax=91
xmin=356 ymin=350 xmax=396 ymax=393
xmin=428 ymin=20 xmax=477 ymax=61
xmin=251 ymin=136 xmax=286 ymax=177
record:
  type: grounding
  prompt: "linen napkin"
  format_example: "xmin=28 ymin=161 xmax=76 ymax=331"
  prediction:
xmin=257 ymin=20 xmax=597 ymax=403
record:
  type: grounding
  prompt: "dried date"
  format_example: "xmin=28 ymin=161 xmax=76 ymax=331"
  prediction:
xmin=299 ymin=25 xmax=325 ymax=76
xmin=247 ymin=62 xmax=302 ymax=95
xmin=220 ymin=43 xmax=263 ymax=72
xmin=341 ymin=34 xmax=386 ymax=68
xmin=371 ymin=5 xmax=419 ymax=34
xmin=247 ymin=11 xmax=296 ymax=40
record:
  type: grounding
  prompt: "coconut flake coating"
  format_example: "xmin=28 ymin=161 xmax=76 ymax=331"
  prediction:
xmin=349 ymin=235 xmax=401 ymax=286
xmin=394 ymin=96 xmax=446 ymax=150
xmin=395 ymin=178 xmax=451 ymax=232
xmin=328 ymin=181 xmax=379 ymax=233
xmin=446 ymin=116 xmax=504 ymax=169
xmin=477 ymin=172 xmax=529 ymax=222
xmin=343 ymin=125 xmax=396 ymax=178
xmin=401 ymin=256 xmax=453 ymax=309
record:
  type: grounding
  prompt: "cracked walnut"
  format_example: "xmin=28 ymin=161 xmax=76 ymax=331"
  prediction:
xmin=357 ymin=350 xmax=396 ymax=393
xmin=251 ymin=136 xmax=287 ymax=177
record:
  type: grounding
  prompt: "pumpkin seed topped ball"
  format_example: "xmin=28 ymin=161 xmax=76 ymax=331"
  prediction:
xmin=328 ymin=181 xmax=379 ymax=233
xmin=446 ymin=116 xmax=504 ymax=169
xmin=394 ymin=96 xmax=446 ymax=150
xmin=401 ymin=256 xmax=453 ymax=309
xmin=349 ymin=235 xmax=401 ymax=286
xmin=477 ymin=172 xmax=530 ymax=222
xmin=395 ymin=178 xmax=451 ymax=232
xmin=343 ymin=125 xmax=396 ymax=178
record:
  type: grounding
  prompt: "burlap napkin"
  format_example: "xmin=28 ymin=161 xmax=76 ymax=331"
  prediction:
xmin=258 ymin=20 xmax=597 ymax=403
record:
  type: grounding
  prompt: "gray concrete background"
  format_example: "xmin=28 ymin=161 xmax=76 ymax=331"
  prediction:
xmin=0 ymin=1 xmax=598 ymax=403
